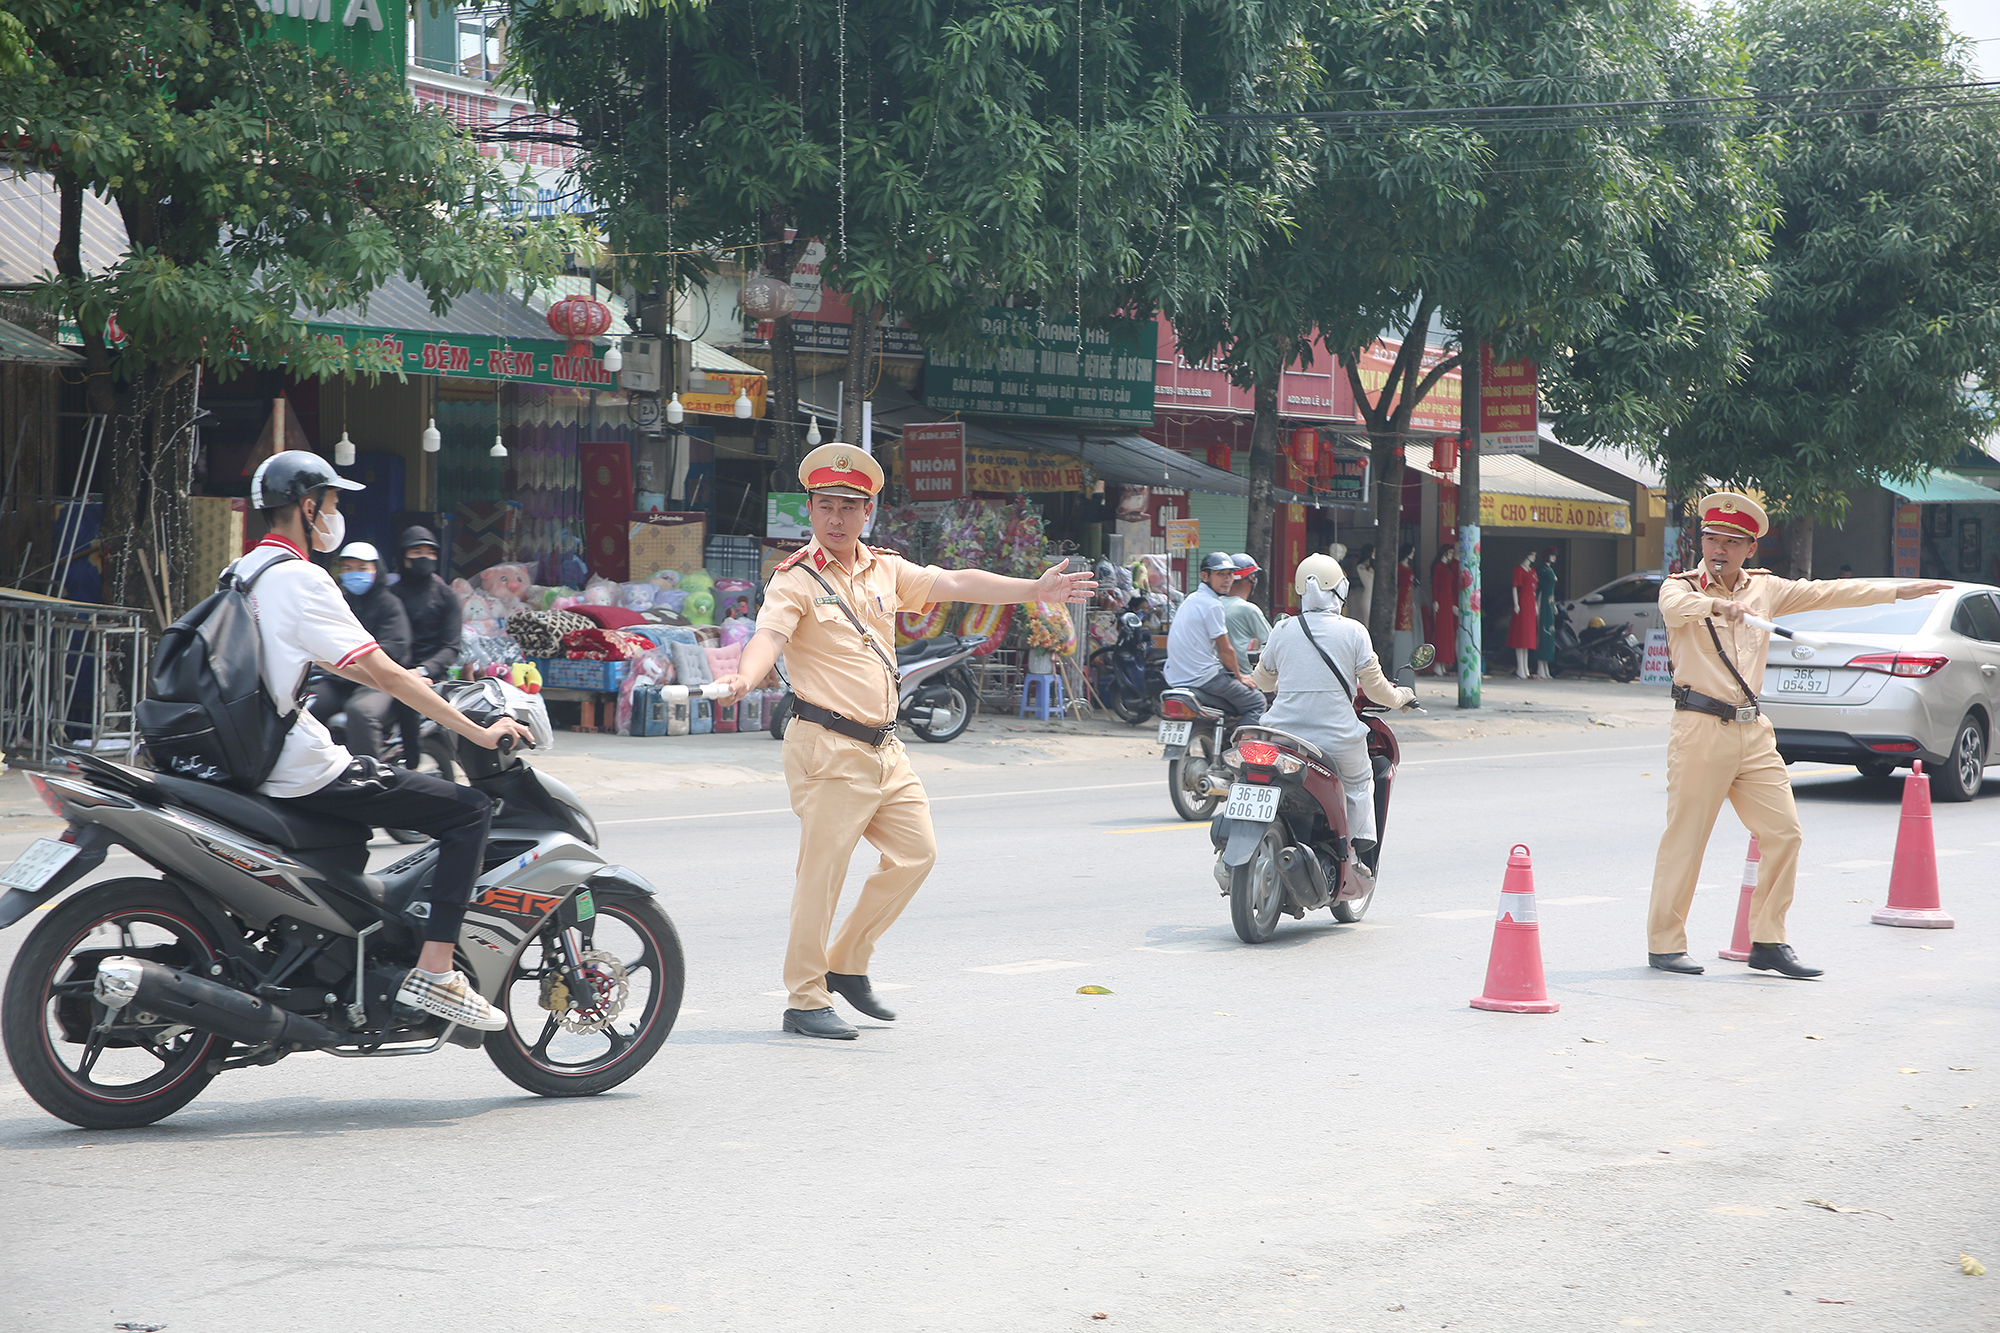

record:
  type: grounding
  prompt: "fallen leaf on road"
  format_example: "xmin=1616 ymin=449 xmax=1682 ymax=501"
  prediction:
xmin=1580 ymin=1037 xmax=1607 ymax=1043
xmin=1386 ymin=1304 xmax=1406 ymax=1312
xmin=1920 ymin=945 xmax=1934 ymax=951
xmin=1091 ymin=1312 xmax=1108 ymax=1320
xmin=1805 ymin=1199 xmax=1893 ymax=1219
xmin=1805 ymin=1035 xmax=1823 ymax=1040
xmin=1949 ymin=1066 xmax=1975 ymax=1071
xmin=1899 ymin=1067 xmax=1922 ymax=1074
xmin=1076 ymin=986 xmax=1113 ymax=995
xmin=112 ymin=1326 xmax=166 ymax=1332
xmin=1961 ymin=1254 xmax=1986 ymax=1276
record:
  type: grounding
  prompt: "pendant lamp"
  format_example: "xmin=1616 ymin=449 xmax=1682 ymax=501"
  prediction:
xmin=333 ymin=430 xmax=356 ymax=467
xmin=421 ymin=418 xmax=441 ymax=453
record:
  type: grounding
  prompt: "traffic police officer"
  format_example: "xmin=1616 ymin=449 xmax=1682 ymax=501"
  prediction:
xmin=1646 ymin=492 xmax=1949 ymax=978
xmin=715 ymin=443 xmax=1096 ymax=1039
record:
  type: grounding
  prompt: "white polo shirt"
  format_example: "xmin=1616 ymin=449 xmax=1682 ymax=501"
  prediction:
xmin=236 ymin=536 xmax=381 ymax=798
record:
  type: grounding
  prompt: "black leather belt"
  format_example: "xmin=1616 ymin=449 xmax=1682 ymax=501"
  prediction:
xmin=1672 ymin=684 xmax=1759 ymax=724
xmin=791 ymin=697 xmax=896 ymax=747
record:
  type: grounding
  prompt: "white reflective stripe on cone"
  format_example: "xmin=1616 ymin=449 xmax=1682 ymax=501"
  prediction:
xmin=1496 ymin=892 xmax=1537 ymax=924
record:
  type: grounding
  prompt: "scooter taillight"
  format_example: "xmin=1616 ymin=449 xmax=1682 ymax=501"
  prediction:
xmin=1235 ymin=740 xmax=1280 ymax=766
xmin=26 ymin=772 xmax=65 ymax=818
xmin=1159 ymin=697 xmax=1201 ymax=721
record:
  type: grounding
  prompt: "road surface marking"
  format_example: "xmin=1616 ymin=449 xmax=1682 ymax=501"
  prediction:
xmin=966 ymin=959 xmax=1088 ymax=974
xmin=599 ymin=780 xmax=1157 ymax=826
xmin=1418 ymin=908 xmax=1492 ymax=920
xmin=1936 ymin=848 xmax=1970 ymax=857
xmin=1826 ymin=859 xmax=1891 ymax=869
xmin=1540 ymin=895 xmax=1618 ymax=905
xmin=1111 ymin=822 xmax=1211 ymax=834
xmin=1136 ymin=941 xmax=1238 ymax=953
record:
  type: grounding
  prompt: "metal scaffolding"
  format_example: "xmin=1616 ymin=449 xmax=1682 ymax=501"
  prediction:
xmin=0 ymin=588 xmax=149 ymax=770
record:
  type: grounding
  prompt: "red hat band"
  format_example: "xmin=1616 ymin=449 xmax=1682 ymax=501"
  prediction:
xmin=1702 ymin=507 xmax=1758 ymax=537
xmin=806 ymin=465 xmax=876 ymax=495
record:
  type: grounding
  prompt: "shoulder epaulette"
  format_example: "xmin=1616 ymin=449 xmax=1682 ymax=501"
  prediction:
xmin=1743 ymin=567 xmax=1772 ymax=576
xmin=773 ymin=548 xmax=811 ymax=573
xmin=1668 ymin=571 xmax=1702 ymax=583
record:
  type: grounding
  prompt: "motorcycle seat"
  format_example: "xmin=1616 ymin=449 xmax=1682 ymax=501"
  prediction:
xmin=151 ymin=772 xmax=372 ymax=851
xmin=896 ymin=635 xmax=961 ymax=664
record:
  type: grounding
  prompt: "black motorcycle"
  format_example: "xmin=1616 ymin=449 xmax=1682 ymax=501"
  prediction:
xmin=1089 ymin=596 xmax=1168 ymax=724
xmin=1548 ymin=617 xmax=1642 ymax=682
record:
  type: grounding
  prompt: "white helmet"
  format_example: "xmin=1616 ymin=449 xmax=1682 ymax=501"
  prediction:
xmin=1296 ymin=553 xmax=1349 ymax=612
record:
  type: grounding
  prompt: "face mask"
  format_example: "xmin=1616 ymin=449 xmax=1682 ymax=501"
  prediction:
xmin=306 ymin=499 xmax=345 ymax=554
xmin=338 ymin=570 xmax=375 ymax=596
xmin=406 ymin=557 xmax=437 ymax=579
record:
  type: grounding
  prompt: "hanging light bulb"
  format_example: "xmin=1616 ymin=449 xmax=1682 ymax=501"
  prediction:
xmin=806 ymin=418 xmax=822 ymax=446
xmin=733 ymin=387 xmax=753 ymax=419
xmin=333 ymin=430 xmax=356 ymax=467
xmin=490 ymin=434 xmax=508 ymax=458
xmin=666 ymin=393 xmax=684 ymax=424
xmin=420 ymin=418 xmax=441 ymax=453
xmin=602 ymin=340 xmax=623 ymax=373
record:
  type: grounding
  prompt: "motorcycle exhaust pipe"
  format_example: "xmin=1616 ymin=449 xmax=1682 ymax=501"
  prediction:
xmin=1276 ymin=844 xmax=1329 ymax=904
xmin=95 ymin=957 xmax=349 ymax=1052
xmin=920 ymin=707 xmax=954 ymax=728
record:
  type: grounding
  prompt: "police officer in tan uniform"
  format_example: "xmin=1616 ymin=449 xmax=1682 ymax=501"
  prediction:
xmin=1646 ymin=492 xmax=1950 ymax=978
xmin=715 ymin=444 xmax=1096 ymax=1039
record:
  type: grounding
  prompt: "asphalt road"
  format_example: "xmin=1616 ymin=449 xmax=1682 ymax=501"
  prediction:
xmin=0 ymin=728 xmax=1993 ymax=1332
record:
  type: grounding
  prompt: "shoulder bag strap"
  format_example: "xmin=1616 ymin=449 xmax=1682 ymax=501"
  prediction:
xmin=1703 ymin=616 xmax=1758 ymax=705
xmin=1293 ymin=613 xmax=1355 ymax=702
xmin=796 ymin=562 xmax=899 ymax=683
xmin=233 ymin=548 xmax=301 ymax=595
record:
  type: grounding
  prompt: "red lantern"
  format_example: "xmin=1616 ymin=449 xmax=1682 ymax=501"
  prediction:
xmin=1205 ymin=443 xmax=1233 ymax=471
xmin=1289 ymin=428 xmax=1318 ymax=469
xmin=546 ymin=295 xmax=613 ymax=358
xmin=1433 ymin=436 xmax=1459 ymax=474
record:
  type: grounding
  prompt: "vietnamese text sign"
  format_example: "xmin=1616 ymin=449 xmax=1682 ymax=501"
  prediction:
xmin=901 ymin=423 xmax=967 ymax=501
xmin=1894 ymin=502 xmax=1921 ymax=578
xmin=308 ymin=324 xmax=616 ymax=388
xmin=1480 ymin=345 xmax=1539 ymax=454
xmin=766 ymin=493 xmax=811 ymax=540
xmin=255 ymin=0 xmax=407 ymax=76
xmin=1164 ymin=518 xmax=1200 ymax=551
xmin=964 ymin=446 xmax=1087 ymax=494
xmin=1480 ymin=492 xmax=1630 ymax=535
xmin=924 ymin=309 xmax=1156 ymax=426
xmin=1640 ymin=628 xmax=1672 ymax=685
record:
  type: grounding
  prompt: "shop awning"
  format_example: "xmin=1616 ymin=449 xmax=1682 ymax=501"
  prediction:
xmin=1407 ymin=441 xmax=1632 ymax=535
xmin=0 ymin=174 xmax=125 ymax=284
xmin=1886 ymin=469 xmax=2000 ymax=504
xmin=972 ymin=426 xmax=1311 ymax=503
xmin=0 ymin=317 xmax=84 ymax=366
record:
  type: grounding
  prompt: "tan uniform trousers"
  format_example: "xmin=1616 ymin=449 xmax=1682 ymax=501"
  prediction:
xmin=1647 ymin=709 xmax=1803 ymax=954
xmin=782 ymin=719 xmax=938 ymax=1010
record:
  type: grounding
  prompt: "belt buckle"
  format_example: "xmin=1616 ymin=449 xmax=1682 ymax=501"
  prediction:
xmin=1734 ymin=705 xmax=1758 ymax=724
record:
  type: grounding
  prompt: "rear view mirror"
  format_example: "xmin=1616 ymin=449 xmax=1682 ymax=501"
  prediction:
xmin=1582 ymin=592 xmax=1605 ymax=605
xmin=1408 ymin=643 xmax=1436 ymax=671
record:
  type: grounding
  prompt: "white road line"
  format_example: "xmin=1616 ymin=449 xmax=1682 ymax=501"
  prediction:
xmin=1399 ymin=741 xmax=1664 ymax=768
xmin=598 ymin=780 xmax=1158 ymax=826
xmin=1540 ymin=895 xmax=1618 ymax=905
xmin=1417 ymin=908 xmax=1492 ymax=920
xmin=965 ymin=959 xmax=1088 ymax=974
xmin=1826 ymin=859 xmax=1891 ymax=870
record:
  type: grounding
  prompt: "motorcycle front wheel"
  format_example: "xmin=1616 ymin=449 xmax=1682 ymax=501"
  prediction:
xmin=908 ymin=672 xmax=974 ymax=743
xmin=1229 ymin=825 xmax=1286 ymax=943
xmin=1168 ymin=731 xmax=1223 ymax=822
xmin=2 ymin=878 xmax=227 ymax=1129
xmin=1089 ymin=649 xmax=1150 ymax=724
xmin=487 ymin=895 xmax=685 ymax=1097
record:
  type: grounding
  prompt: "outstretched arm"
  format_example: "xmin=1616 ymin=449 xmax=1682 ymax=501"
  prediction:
xmin=932 ymin=560 xmax=1096 ymax=606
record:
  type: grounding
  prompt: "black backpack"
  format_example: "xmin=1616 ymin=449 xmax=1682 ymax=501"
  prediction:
xmin=136 ymin=551 xmax=302 ymax=788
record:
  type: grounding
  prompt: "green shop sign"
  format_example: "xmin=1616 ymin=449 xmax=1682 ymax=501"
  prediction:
xmin=923 ymin=308 xmax=1155 ymax=426
xmin=253 ymin=0 xmax=407 ymax=77
xmin=312 ymin=325 xmax=618 ymax=388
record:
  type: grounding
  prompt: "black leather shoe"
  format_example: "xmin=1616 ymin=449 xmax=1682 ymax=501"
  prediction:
xmin=782 ymin=1006 xmax=858 ymax=1039
xmin=1748 ymin=943 xmax=1823 ymax=979
xmin=1648 ymin=952 xmax=1705 ymax=974
xmin=826 ymin=971 xmax=897 ymax=1021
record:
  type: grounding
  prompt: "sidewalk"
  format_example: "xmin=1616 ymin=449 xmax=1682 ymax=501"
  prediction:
xmin=0 ymin=675 xmax=1671 ymax=818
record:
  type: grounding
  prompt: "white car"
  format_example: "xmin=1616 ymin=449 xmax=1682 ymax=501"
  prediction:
xmin=1562 ymin=572 xmax=1665 ymax=636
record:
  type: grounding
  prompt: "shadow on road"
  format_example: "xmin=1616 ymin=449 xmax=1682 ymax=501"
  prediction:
xmin=0 ymin=1090 xmax=640 ymax=1146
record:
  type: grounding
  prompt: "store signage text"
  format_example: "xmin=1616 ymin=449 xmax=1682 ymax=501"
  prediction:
xmin=421 ymin=341 xmax=472 ymax=373
xmin=924 ymin=308 xmax=1156 ymax=426
xmin=1480 ymin=493 xmax=1629 ymax=534
xmin=901 ymin=423 xmax=966 ymax=502
xmin=1479 ymin=345 xmax=1539 ymax=454
xmin=963 ymin=446 xmax=1086 ymax=494
xmin=254 ymin=0 xmax=385 ymax=30
xmin=550 ymin=353 xmax=613 ymax=385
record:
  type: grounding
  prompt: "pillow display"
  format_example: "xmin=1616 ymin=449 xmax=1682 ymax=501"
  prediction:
xmin=669 ymin=640 xmax=714 ymax=687
xmin=572 ymin=603 xmax=650 ymax=630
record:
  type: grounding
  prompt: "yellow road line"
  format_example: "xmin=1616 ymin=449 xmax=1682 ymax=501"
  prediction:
xmin=1109 ymin=822 xmax=1213 ymax=834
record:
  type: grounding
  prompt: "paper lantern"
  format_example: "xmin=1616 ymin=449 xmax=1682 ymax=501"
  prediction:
xmin=1433 ymin=437 xmax=1459 ymax=474
xmin=741 ymin=275 xmax=796 ymax=320
xmin=546 ymin=295 xmax=612 ymax=358
xmin=1288 ymin=428 xmax=1318 ymax=469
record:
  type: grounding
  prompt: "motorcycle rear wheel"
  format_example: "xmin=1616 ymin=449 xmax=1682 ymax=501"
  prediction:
xmin=1169 ymin=731 xmax=1223 ymax=822
xmin=909 ymin=672 xmax=974 ymax=743
xmin=1229 ymin=825 xmax=1286 ymax=943
xmin=1332 ymin=859 xmax=1377 ymax=923
xmin=486 ymin=895 xmax=684 ymax=1097
xmin=2 ymin=878 xmax=226 ymax=1129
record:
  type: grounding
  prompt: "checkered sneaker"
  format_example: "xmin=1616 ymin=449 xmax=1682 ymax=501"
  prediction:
xmin=395 ymin=968 xmax=508 ymax=1032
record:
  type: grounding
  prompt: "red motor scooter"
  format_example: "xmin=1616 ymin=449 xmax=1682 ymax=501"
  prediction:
xmin=1206 ymin=645 xmax=1431 ymax=943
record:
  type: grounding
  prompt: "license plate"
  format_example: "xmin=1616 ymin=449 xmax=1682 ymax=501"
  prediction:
xmin=0 ymin=838 xmax=80 ymax=893
xmin=1157 ymin=721 xmax=1192 ymax=747
xmin=1774 ymin=667 xmax=1830 ymax=695
xmin=1224 ymin=783 xmax=1281 ymax=822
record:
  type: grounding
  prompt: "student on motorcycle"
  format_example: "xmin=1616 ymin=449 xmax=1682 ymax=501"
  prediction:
xmin=307 ymin=542 xmax=412 ymax=760
xmin=1250 ymin=553 xmax=1413 ymax=858
xmin=243 ymin=451 xmax=533 ymax=1031
xmin=1164 ymin=551 xmax=1265 ymax=727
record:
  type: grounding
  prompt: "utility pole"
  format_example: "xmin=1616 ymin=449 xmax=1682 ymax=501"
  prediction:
xmin=1457 ymin=339 xmax=1482 ymax=710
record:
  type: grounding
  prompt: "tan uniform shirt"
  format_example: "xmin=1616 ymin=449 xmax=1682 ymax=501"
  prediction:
xmin=758 ymin=541 xmax=944 ymax=728
xmin=1659 ymin=568 xmax=1897 ymax=701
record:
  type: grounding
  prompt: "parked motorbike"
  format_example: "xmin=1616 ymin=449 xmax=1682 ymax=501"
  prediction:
xmin=0 ymin=677 xmax=694 ymax=1130
xmin=1548 ymin=616 xmax=1642 ymax=683
xmin=768 ymin=633 xmax=986 ymax=743
xmin=1207 ymin=644 xmax=1433 ymax=943
xmin=1088 ymin=597 xmax=1168 ymax=724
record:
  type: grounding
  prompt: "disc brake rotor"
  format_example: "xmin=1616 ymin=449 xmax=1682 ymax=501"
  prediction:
xmin=544 ymin=948 xmax=630 ymax=1035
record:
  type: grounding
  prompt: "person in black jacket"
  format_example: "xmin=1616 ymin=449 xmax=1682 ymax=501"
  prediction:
xmin=307 ymin=542 xmax=413 ymax=757
xmin=389 ymin=525 xmax=463 ymax=764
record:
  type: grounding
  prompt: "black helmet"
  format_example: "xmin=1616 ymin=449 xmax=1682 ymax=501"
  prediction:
xmin=1199 ymin=551 xmax=1235 ymax=574
xmin=251 ymin=449 xmax=362 ymax=511
xmin=397 ymin=525 xmax=440 ymax=552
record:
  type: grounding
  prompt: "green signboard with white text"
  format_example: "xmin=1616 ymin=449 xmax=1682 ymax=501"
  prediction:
xmin=923 ymin=308 xmax=1156 ymax=427
xmin=253 ymin=0 xmax=407 ymax=77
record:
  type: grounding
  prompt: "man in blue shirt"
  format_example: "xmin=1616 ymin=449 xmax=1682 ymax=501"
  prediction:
xmin=1164 ymin=551 xmax=1265 ymax=725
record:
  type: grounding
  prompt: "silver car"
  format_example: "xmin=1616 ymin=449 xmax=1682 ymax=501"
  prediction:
xmin=1563 ymin=572 xmax=1666 ymax=637
xmin=1762 ymin=581 xmax=2000 ymax=801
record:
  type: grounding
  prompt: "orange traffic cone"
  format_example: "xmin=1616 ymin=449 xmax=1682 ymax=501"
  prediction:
xmin=1874 ymin=761 xmax=1955 ymax=928
xmin=1718 ymin=837 xmax=1759 ymax=961
xmin=1470 ymin=844 xmax=1560 ymax=1013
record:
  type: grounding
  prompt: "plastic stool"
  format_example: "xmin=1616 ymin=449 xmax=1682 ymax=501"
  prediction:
xmin=1019 ymin=672 xmax=1065 ymax=720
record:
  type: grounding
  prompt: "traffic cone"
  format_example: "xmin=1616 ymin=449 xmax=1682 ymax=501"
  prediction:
xmin=1470 ymin=844 xmax=1560 ymax=1013
xmin=1718 ymin=837 xmax=1759 ymax=961
xmin=1874 ymin=761 xmax=1956 ymax=928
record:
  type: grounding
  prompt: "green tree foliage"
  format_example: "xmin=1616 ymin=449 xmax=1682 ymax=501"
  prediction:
xmin=1 ymin=0 xmax=590 ymax=611
xmin=507 ymin=0 xmax=1292 ymax=468
xmin=1651 ymin=0 xmax=2000 ymax=566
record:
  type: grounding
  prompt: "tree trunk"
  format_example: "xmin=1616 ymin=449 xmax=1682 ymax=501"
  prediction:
xmin=1457 ymin=339 xmax=1483 ymax=709
xmin=759 ymin=225 xmax=813 ymax=477
xmin=1365 ymin=428 xmax=1403 ymax=662
xmin=841 ymin=301 xmax=883 ymax=447
xmin=1787 ymin=510 xmax=1814 ymax=578
xmin=1246 ymin=369 xmax=1281 ymax=615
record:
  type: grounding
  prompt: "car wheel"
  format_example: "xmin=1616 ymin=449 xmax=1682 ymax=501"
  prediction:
xmin=1934 ymin=712 xmax=1987 ymax=802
